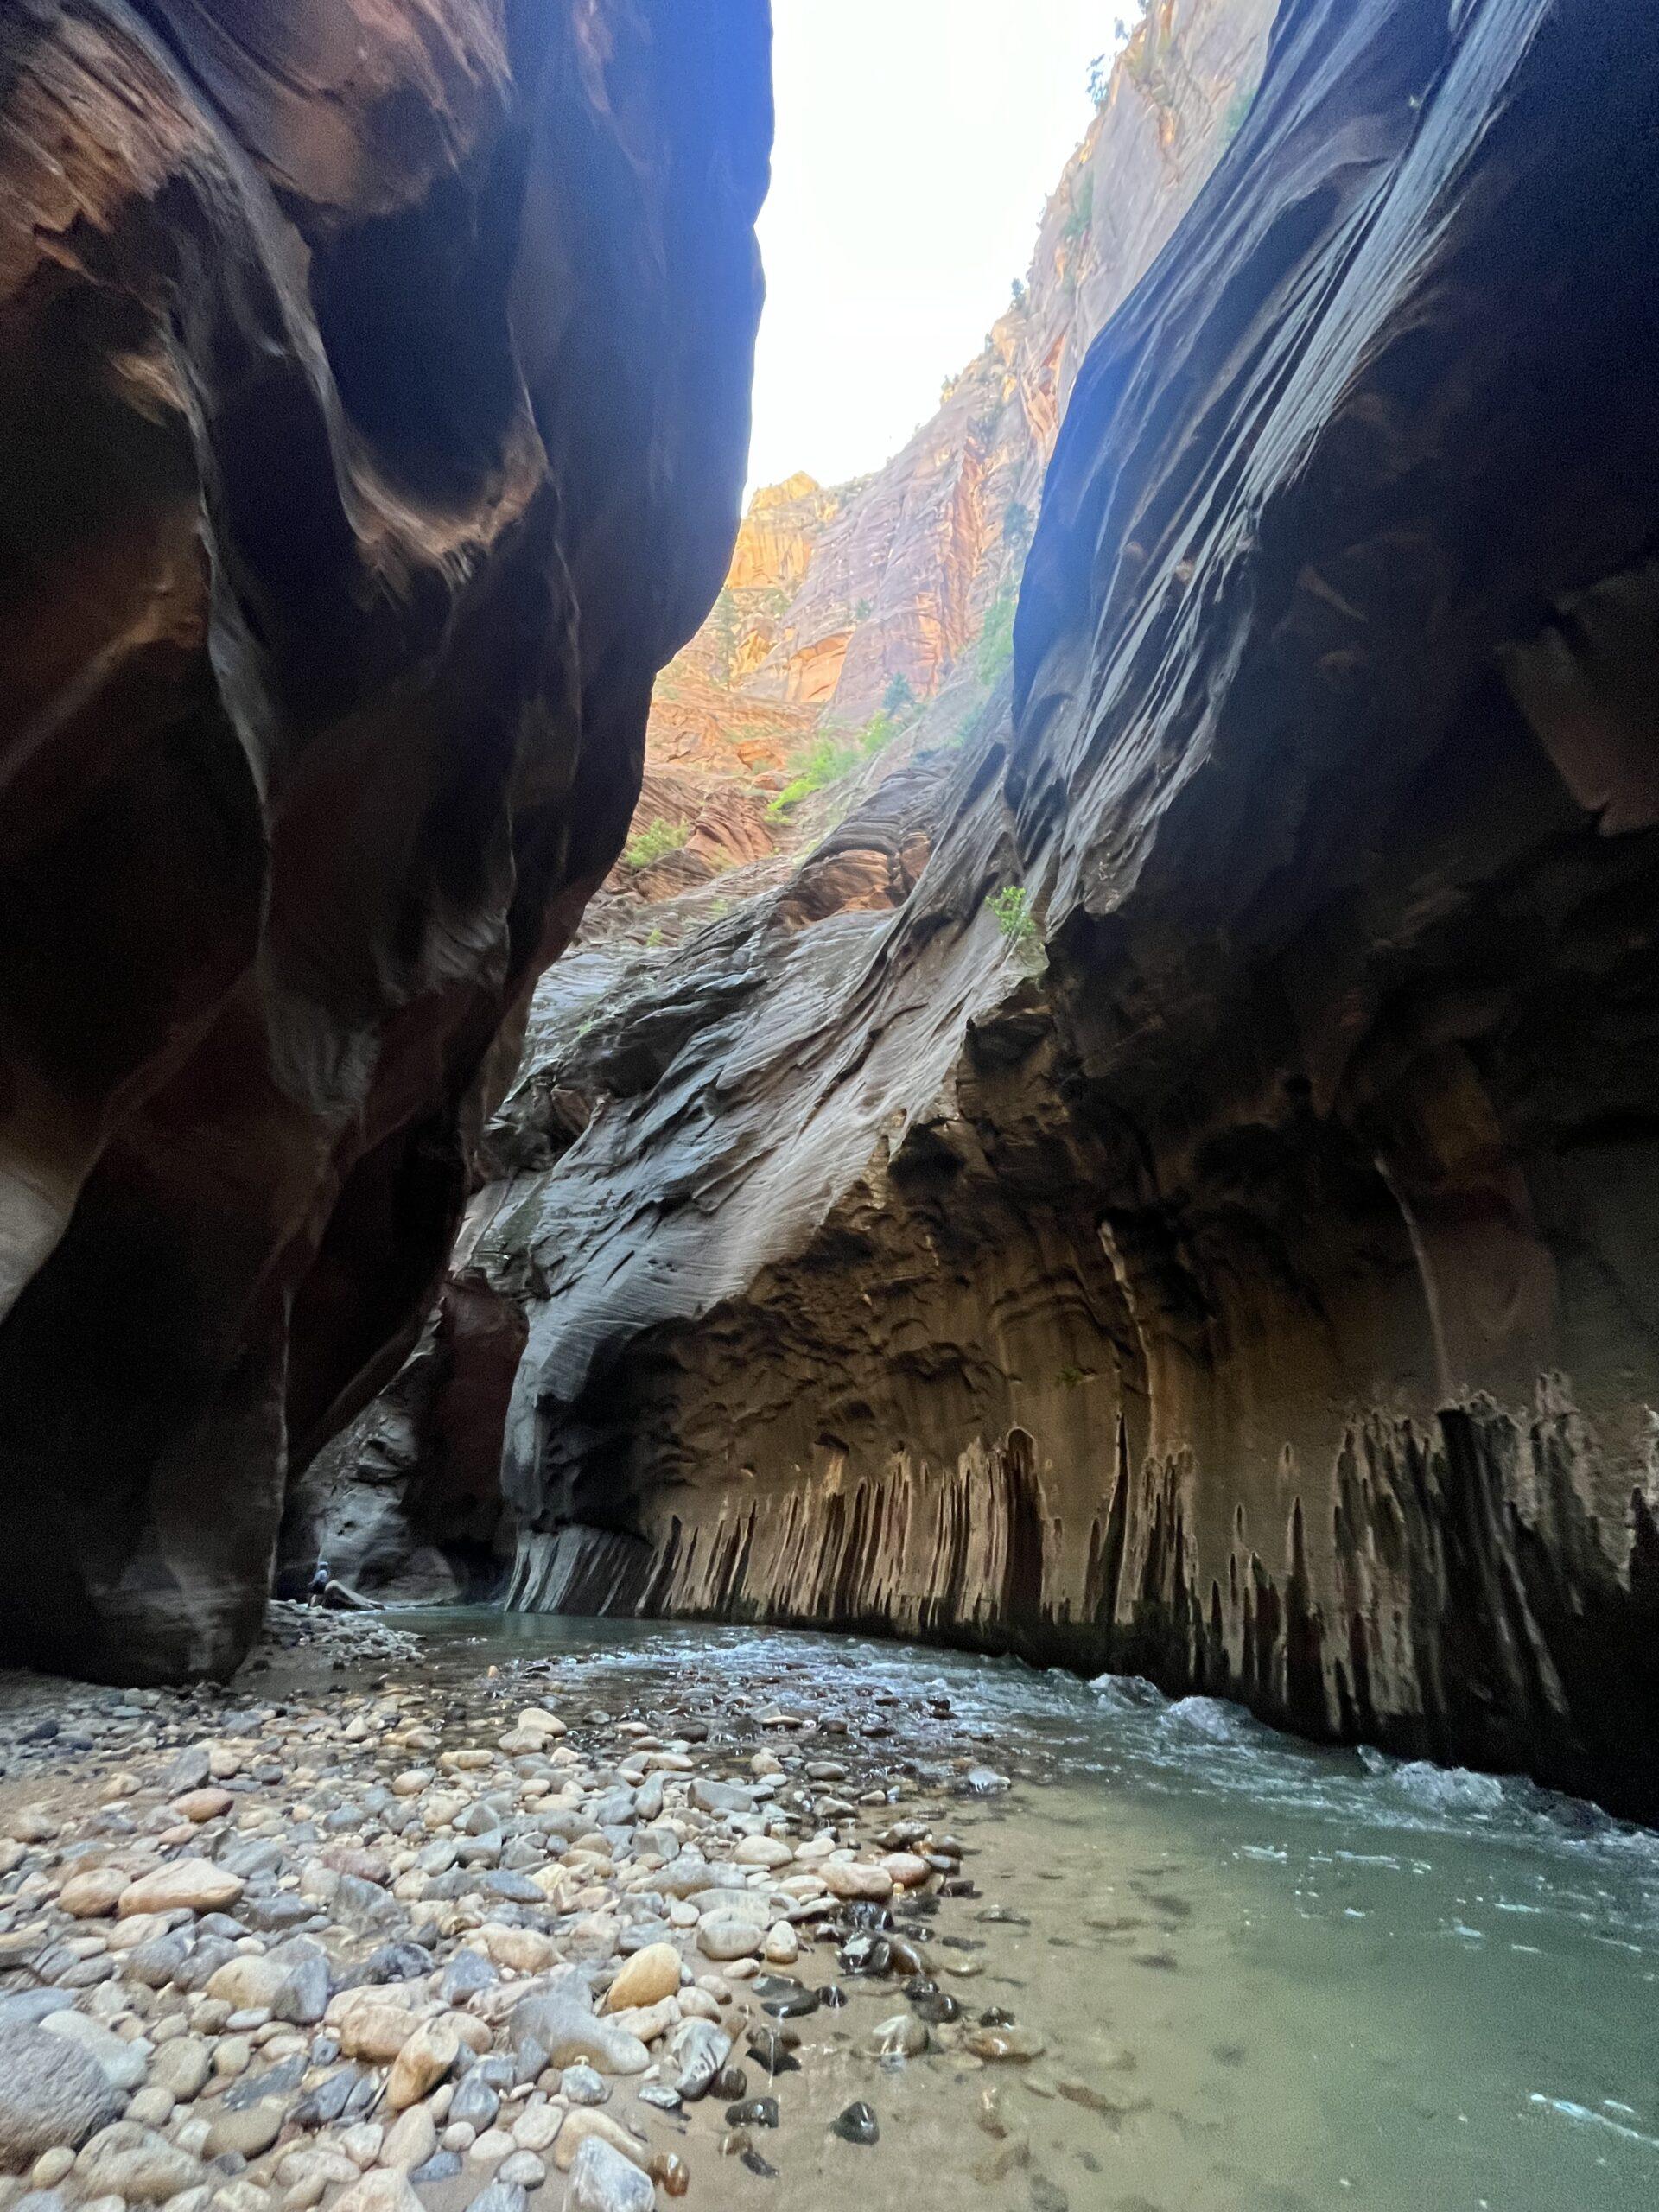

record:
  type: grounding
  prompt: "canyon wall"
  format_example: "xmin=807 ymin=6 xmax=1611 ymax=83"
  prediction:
xmin=0 ymin=0 xmax=770 ymax=1681
xmin=620 ymin=0 xmax=1276 ymax=906
xmin=321 ymin=0 xmax=1659 ymax=1819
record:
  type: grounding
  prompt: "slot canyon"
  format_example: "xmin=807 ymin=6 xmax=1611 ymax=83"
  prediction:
xmin=2 ymin=3 xmax=1659 ymax=2207
xmin=291 ymin=0 xmax=1659 ymax=1824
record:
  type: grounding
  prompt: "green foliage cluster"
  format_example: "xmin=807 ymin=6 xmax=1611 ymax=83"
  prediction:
xmin=707 ymin=586 xmax=741 ymax=678
xmin=767 ymin=710 xmax=898 ymax=818
xmin=977 ymin=589 xmax=1018 ymax=683
xmin=1061 ymin=174 xmax=1095 ymax=246
xmin=623 ymin=816 xmax=690 ymax=868
xmin=987 ymin=884 xmax=1045 ymax=969
xmin=882 ymin=671 xmax=918 ymax=720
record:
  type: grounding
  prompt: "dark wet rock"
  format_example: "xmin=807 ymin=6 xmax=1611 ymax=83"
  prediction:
xmin=839 ymin=1934 xmax=892 ymax=1978
xmin=745 ymin=2028 xmax=801 ymax=2079
xmin=842 ymin=1903 xmax=894 ymax=1933
xmin=912 ymin=1990 xmax=961 ymax=2025
xmin=831 ymin=2101 xmax=880 ymax=2146
xmin=638 ymin=2083 xmax=682 ymax=2113
xmin=709 ymin=2065 xmax=748 ymax=2103
xmin=760 ymin=1986 xmax=817 ymax=2019
xmin=741 ymin=2148 xmax=779 ymax=2180
xmin=725 ymin=2097 xmax=779 ymax=2128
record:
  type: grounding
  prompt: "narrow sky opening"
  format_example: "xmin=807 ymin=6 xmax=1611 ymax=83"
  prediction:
xmin=748 ymin=3 xmax=1125 ymax=494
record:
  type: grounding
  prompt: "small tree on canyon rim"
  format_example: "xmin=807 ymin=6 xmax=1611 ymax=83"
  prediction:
xmin=882 ymin=671 xmax=918 ymax=721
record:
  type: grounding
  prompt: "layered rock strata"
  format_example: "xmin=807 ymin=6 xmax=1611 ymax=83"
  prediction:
xmin=0 ymin=0 xmax=769 ymax=1679
xmin=376 ymin=0 xmax=1659 ymax=1819
xmin=626 ymin=0 xmax=1276 ymax=912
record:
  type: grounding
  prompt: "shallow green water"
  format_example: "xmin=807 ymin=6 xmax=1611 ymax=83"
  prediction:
xmin=387 ymin=1610 xmax=1659 ymax=2212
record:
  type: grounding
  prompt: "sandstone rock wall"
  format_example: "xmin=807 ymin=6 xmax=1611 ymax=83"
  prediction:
xmin=427 ymin=0 xmax=1659 ymax=1819
xmin=630 ymin=0 xmax=1274 ymax=895
xmin=0 ymin=0 xmax=770 ymax=1681
xmin=715 ymin=0 xmax=1276 ymax=728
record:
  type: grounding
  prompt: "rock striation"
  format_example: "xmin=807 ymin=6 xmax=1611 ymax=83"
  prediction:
xmin=619 ymin=0 xmax=1275 ymax=925
xmin=680 ymin=0 xmax=1274 ymax=734
xmin=0 ymin=0 xmax=770 ymax=1680
xmin=340 ymin=0 xmax=1659 ymax=1820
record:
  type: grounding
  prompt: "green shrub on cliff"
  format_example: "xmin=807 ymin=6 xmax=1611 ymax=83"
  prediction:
xmin=768 ymin=710 xmax=897 ymax=818
xmin=882 ymin=672 xmax=918 ymax=720
xmin=988 ymin=883 xmax=1045 ymax=970
xmin=977 ymin=589 xmax=1018 ymax=683
xmin=623 ymin=817 xmax=689 ymax=868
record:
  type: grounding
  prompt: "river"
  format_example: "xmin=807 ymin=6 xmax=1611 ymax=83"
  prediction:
xmin=381 ymin=1608 xmax=1659 ymax=2212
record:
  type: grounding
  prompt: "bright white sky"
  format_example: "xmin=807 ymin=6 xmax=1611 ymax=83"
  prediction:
xmin=747 ymin=3 xmax=1123 ymax=493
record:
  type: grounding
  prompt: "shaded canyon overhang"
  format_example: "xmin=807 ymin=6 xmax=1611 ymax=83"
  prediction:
xmin=0 ymin=0 xmax=772 ymax=1681
xmin=454 ymin=0 xmax=1659 ymax=1817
